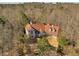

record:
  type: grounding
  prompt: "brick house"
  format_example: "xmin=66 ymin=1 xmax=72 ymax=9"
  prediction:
xmin=24 ymin=21 xmax=59 ymax=48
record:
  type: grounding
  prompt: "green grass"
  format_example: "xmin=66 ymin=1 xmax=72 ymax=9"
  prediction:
xmin=37 ymin=37 xmax=55 ymax=55
xmin=59 ymin=37 xmax=70 ymax=47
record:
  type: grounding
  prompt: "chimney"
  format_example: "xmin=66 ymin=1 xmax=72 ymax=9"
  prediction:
xmin=29 ymin=19 xmax=32 ymax=24
xmin=30 ymin=21 xmax=32 ymax=24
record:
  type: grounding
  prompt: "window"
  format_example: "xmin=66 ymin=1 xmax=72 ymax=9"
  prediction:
xmin=49 ymin=27 xmax=56 ymax=32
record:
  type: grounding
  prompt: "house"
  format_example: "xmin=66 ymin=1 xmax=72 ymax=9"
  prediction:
xmin=24 ymin=20 xmax=59 ymax=48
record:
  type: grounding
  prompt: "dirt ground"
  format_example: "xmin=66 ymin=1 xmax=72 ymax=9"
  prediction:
xmin=0 ymin=3 xmax=79 ymax=56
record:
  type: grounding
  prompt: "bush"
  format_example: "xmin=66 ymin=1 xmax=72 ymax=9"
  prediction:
xmin=59 ymin=37 xmax=70 ymax=47
xmin=37 ymin=37 xmax=54 ymax=55
xmin=20 ymin=12 xmax=31 ymax=25
xmin=0 ymin=16 xmax=7 ymax=25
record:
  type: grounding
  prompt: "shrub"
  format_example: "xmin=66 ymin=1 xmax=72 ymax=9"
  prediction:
xmin=20 ymin=12 xmax=31 ymax=25
xmin=37 ymin=37 xmax=54 ymax=55
xmin=59 ymin=37 xmax=70 ymax=47
xmin=0 ymin=16 xmax=6 ymax=25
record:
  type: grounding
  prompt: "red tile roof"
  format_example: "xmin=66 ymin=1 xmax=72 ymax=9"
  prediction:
xmin=25 ymin=23 xmax=59 ymax=36
xmin=31 ymin=23 xmax=45 ymax=32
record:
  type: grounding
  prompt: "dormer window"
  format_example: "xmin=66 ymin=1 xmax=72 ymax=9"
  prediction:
xmin=50 ymin=28 xmax=53 ymax=31
xmin=49 ymin=27 xmax=56 ymax=33
xmin=53 ymin=28 xmax=56 ymax=32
